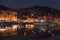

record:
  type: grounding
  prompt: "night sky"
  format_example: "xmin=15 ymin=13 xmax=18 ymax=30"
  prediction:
xmin=0 ymin=0 xmax=60 ymax=10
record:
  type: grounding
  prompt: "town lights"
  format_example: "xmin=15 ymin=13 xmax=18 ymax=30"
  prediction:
xmin=40 ymin=20 xmax=45 ymax=22
xmin=26 ymin=24 xmax=34 ymax=29
xmin=12 ymin=25 xmax=17 ymax=28
xmin=0 ymin=28 xmax=6 ymax=31
xmin=23 ymin=20 xmax=27 ymax=22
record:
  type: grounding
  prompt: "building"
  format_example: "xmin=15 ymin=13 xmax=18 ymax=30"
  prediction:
xmin=0 ymin=10 xmax=17 ymax=22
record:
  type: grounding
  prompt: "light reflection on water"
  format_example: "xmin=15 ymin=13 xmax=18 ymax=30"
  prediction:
xmin=0 ymin=24 xmax=60 ymax=40
xmin=0 ymin=24 xmax=20 ymax=37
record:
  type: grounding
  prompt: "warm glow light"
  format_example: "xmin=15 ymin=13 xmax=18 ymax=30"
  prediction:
xmin=13 ymin=19 xmax=17 ymax=21
xmin=26 ymin=24 xmax=34 ymax=29
xmin=31 ymin=25 xmax=34 ymax=28
xmin=26 ymin=17 xmax=34 ymax=22
xmin=0 ymin=28 xmax=6 ymax=31
xmin=12 ymin=25 xmax=17 ymax=28
xmin=35 ymin=20 xmax=39 ymax=22
xmin=40 ymin=20 xmax=45 ymax=22
xmin=0 ymin=11 xmax=17 ymax=21
xmin=23 ymin=20 xmax=27 ymax=22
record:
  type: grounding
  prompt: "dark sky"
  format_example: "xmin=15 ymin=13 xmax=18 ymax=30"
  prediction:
xmin=0 ymin=0 xmax=60 ymax=10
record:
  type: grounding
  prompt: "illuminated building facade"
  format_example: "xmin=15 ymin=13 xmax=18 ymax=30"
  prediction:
xmin=0 ymin=10 xmax=17 ymax=22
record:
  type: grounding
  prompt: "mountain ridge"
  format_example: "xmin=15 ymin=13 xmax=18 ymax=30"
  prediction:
xmin=0 ymin=5 xmax=60 ymax=17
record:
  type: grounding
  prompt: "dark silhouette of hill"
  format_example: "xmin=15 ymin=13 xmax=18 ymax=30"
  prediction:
xmin=0 ymin=5 xmax=60 ymax=17
xmin=18 ymin=5 xmax=60 ymax=17
xmin=0 ymin=5 xmax=10 ymax=10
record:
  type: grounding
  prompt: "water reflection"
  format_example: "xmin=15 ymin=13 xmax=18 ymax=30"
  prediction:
xmin=0 ymin=24 xmax=20 ymax=37
xmin=0 ymin=23 xmax=60 ymax=40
